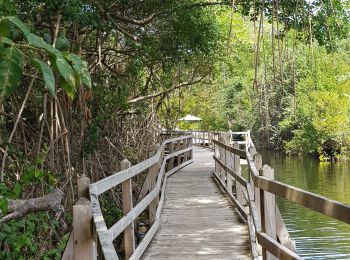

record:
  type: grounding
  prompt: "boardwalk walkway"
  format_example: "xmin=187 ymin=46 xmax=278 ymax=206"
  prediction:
xmin=142 ymin=147 xmax=250 ymax=259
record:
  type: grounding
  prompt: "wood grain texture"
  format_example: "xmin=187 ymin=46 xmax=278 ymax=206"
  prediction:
xmin=142 ymin=147 xmax=251 ymax=260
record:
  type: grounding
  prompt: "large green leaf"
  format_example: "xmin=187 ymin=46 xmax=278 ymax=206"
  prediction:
xmin=0 ymin=46 xmax=24 ymax=99
xmin=55 ymin=36 xmax=70 ymax=51
xmin=32 ymin=59 xmax=56 ymax=96
xmin=60 ymin=78 xmax=76 ymax=99
xmin=67 ymin=54 xmax=92 ymax=88
xmin=55 ymin=56 xmax=76 ymax=96
xmin=27 ymin=33 xmax=60 ymax=56
xmin=6 ymin=16 xmax=30 ymax=38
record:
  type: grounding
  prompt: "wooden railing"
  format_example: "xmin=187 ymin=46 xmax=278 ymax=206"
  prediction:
xmin=63 ymin=135 xmax=193 ymax=260
xmin=194 ymin=130 xmax=350 ymax=260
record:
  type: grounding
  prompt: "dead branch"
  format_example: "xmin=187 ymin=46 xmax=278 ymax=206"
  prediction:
xmin=1 ymin=189 xmax=64 ymax=223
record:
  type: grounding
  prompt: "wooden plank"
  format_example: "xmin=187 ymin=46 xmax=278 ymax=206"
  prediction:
xmin=142 ymin=147 xmax=250 ymax=259
xmin=73 ymin=198 xmax=93 ymax=260
xmin=91 ymin=135 xmax=192 ymax=195
xmin=276 ymin=206 xmax=296 ymax=252
xmin=212 ymin=139 xmax=247 ymax=159
xmin=225 ymin=149 xmax=233 ymax=194
xmin=246 ymin=183 xmax=261 ymax=232
xmin=247 ymin=215 xmax=259 ymax=260
xmin=234 ymin=142 xmax=245 ymax=207
xmin=253 ymin=174 xmax=350 ymax=224
xmin=213 ymin=171 xmax=247 ymax=221
xmin=257 ymin=233 xmax=301 ymax=260
xmin=78 ymin=175 xmax=91 ymax=199
xmin=148 ymin=160 xmax=159 ymax=226
xmin=260 ymin=165 xmax=277 ymax=260
xmin=62 ymin=232 xmax=74 ymax=260
xmin=137 ymin=145 xmax=160 ymax=203
xmin=213 ymin=155 xmax=248 ymax=187
xmin=121 ymin=160 xmax=135 ymax=259
xmin=89 ymin=191 xmax=118 ymax=260
xmin=110 ymin=187 xmax=159 ymax=240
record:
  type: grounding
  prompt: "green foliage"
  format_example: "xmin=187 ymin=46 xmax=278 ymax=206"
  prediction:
xmin=0 ymin=15 xmax=92 ymax=100
xmin=0 ymin=213 xmax=69 ymax=260
xmin=0 ymin=45 xmax=24 ymax=99
xmin=32 ymin=58 xmax=55 ymax=96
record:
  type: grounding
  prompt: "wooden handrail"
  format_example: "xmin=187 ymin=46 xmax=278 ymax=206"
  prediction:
xmin=200 ymin=130 xmax=350 ymax=260
xmin=89 ymin=134 xmax=193 ymax=260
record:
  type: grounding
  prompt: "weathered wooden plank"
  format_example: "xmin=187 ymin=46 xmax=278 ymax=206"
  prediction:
xmin=110 ymin=187 xmax=159 ymax=240
xmin=246 ymin=183 xmax=261 ymax=232
xmin=62 ymin=232 xmax=74 ymax=260
xmin=142 ymin=147 xmax=250 ymax=260
xmin=234 ymin=142 xmax=245 ymax=207
xmin=91 ymin=136 xmax=192 ymax=195
xmin=260 ymin=165 xmax=277 ymax=260
xmin=257 ymin=233 xmax=301 ymax=260
xmin=253 ymin=174 xmax=350 ymax=224
xmin=247 ymin=215 xmax=259 ymax=260
xmin=73 ymin=198 xmax=94 ymax=260
xmin=276 ymin=206 xmax=296 ymax=252
xmin=213 ymin=155 xmax=248 ymax=187
xmin=212 ymin=139 xmax=247 ymax=159
xmin=121 ymin=159 xmax=135 ymax=259
xmin=213 ymin=171 xmax=248 ymax=221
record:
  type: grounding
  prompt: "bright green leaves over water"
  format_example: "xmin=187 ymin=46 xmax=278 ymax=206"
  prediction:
xmin=0 ymin=16 xmax=91 ymax=100
xmin=0 ymin=46 xmax=24 ymax=99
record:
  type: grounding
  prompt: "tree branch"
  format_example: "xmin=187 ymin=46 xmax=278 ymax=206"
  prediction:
xmin=110 ymin=13 xmax=156 ymax=26
xmin=1 ymin=189 xmax=64 ymax=223
xmin=128 ymin=76 xmax=205 ymax=104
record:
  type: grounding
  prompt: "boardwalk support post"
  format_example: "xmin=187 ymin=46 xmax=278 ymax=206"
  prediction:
xmin=71 ymin=175 xmax=93 ymax=260
xmin=260 ymin=165 xmax=277 ymax=260
xmin=234 ymin=142 xmax=244 ymax=205
xmin=121 ymin=159 xmax=135 ymax=259
xmin=149 ymin=145 xmax=161 ymax=225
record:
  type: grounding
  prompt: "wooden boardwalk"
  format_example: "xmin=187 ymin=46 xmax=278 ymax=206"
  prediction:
xmin=142 ymin=147 xmax=250 ymax=259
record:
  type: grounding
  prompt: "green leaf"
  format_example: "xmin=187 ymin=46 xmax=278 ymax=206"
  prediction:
xmin=55 ymin=56 xmax=76 ymax=94
xmin=60 ymin=78 xmax=76 ymax=99
xmin=0 ymin=37 xmax=13 ymax=45
xmin=26 ymin=33 xmax=60 ymax=56
xmin=6 ymin=16 xmax=30 ymax=38
xmin=55 ymin=36 xmax=70 ymax=51
xmin=0 ymin=46 xmax=24 ymax=100
xmin=67 ymin=54 xmax=92 ymax=88
xmin=0 ymin=19 xmax=10 ymax=37
xmin=32 ymin=59 xmax=56 ymax=96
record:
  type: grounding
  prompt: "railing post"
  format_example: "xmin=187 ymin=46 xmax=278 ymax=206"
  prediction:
xmin=72 ymin=175 xmax=93 ymax=260
xmin=218 ymin=136 xmax=225 ymax=183
xmin=190 ymin=136 xmax=193 ymax=159
xmin=233 ymin=142 xmax=244 ymax=205
xmin=259 ymin=165 xmax=277 ymax=260
xmin=167 ymin=141 xmax=174 ymax=171
xmin=150 ymin=143 xmax=163 ymax=226
xmin=225 ymin=142 xmax=233 ymax=195
xmin=121 ymin=159 xmax=135 ymax=259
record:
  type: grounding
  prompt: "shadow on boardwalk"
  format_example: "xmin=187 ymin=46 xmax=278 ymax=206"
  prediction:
xmin=142 ymin=147 xmax=251 ymax=259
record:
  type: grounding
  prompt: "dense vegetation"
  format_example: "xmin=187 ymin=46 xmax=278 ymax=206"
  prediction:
xmin=0 ymin=0 xmax=349 ymax=258
xmin=181 ymin=1 xmax=350 ymax=161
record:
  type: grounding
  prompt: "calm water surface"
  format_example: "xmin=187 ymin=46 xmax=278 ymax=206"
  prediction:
xmin=259 ymin=149 xmax=350 ymax=259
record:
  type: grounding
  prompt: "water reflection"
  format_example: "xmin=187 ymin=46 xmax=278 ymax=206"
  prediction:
xmin=259 ymin=149 xmax=350 ymax=259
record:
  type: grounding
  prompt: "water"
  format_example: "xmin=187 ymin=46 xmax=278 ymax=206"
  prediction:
xmin=260 ymin=149 xmax=350 ymax=259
